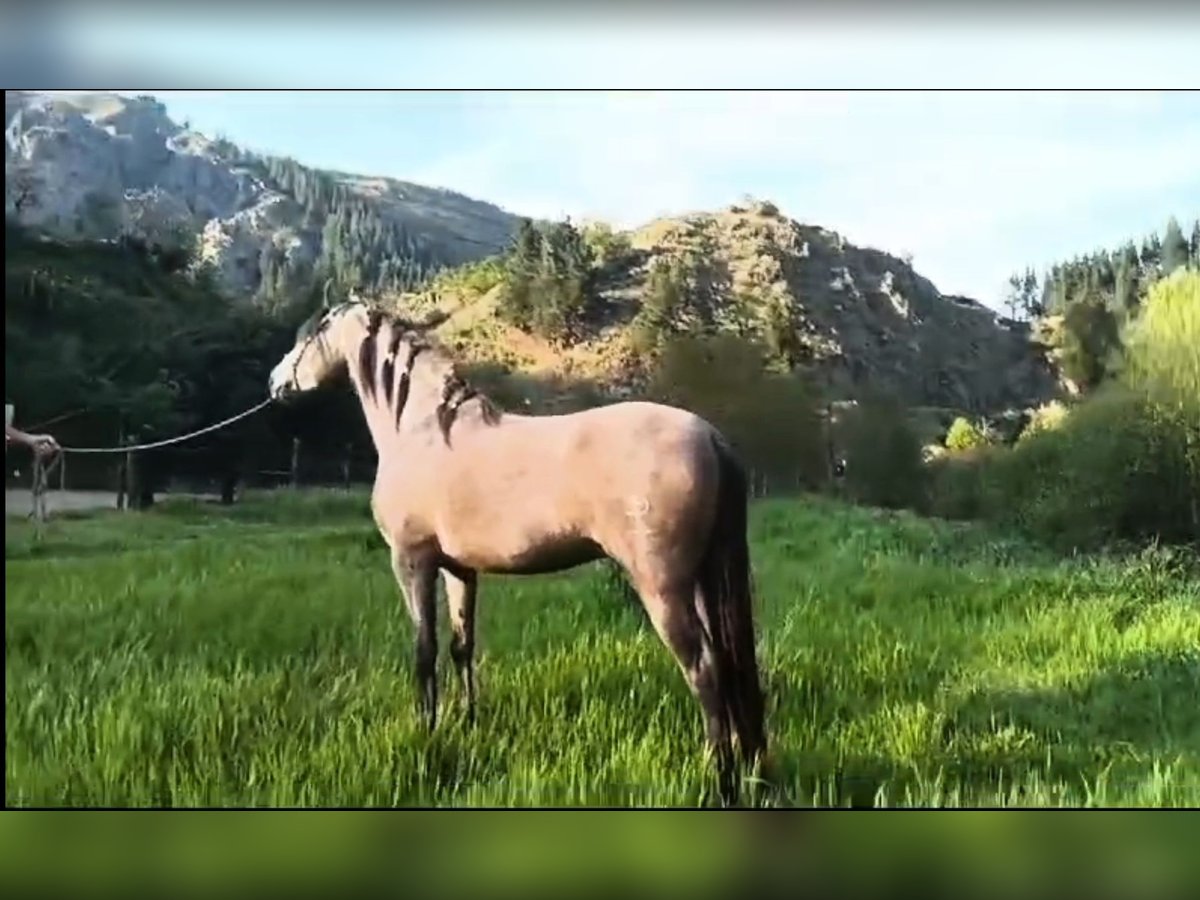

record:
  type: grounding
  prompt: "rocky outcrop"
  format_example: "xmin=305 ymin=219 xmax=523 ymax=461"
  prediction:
xmin=5 ymin=91 xmax=521 ymax=297
xmin=426 ymin=201 xmax=1062 ymax=417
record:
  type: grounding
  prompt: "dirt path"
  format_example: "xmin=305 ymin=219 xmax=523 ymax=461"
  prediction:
xmin=5 ymin=489 xmax=218 ymax=517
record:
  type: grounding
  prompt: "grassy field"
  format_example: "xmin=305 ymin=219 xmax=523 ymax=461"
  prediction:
xmin=6 ymin=488 xmax=1199 ymax=807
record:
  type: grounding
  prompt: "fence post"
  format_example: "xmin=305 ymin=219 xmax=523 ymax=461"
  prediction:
xmin=342 ymin=443 xmax=352 ymax=489
xmin=30 ymin=454 xmax=45 ymax=522
xmin=290 ymin=437 xmax=301 ymax=489
xmin=115 ymin=425 xmax=128 ymax=511
xmin=124 ymin=448 xmax=136 ymax=511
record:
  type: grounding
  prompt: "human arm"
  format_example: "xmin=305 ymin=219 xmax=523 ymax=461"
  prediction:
xmin=5 ymin=423 xmax=60 ymax=456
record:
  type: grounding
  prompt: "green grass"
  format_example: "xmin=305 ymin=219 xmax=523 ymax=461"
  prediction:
xmin=6 ymin=489 xmax=1199 ymax=807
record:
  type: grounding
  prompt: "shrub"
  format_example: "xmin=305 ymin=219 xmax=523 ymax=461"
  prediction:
xmin=581 ymin=222 xmax=634 ymax=268
xmin=1060 ymin=292 xmax=1121 ymax=391
xmin=1018 ymin=400 xmax=1070 ymax=443
xmin=648 ymin=333 xmax=828 ymax=492
xmin=931 ymin=388 xmax=1198 ymax=550
xmin=837 ymin=393 xmax=927 ymax=511
xmin=927 ymin=448 xmax=993 ymax=520
xmin=945 ymin=416 xmax=991 ymax=452
xmin=930 ymin=272 xmax=1200 ymax=550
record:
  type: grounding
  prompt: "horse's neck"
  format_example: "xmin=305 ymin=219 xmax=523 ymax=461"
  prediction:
xmin=333 ymin=313 xmax=509 ymax=456
xmin=334 ymin=318 xmax=401 ymax=455
xmin=345 ymin=370 xmax=398 ymax=455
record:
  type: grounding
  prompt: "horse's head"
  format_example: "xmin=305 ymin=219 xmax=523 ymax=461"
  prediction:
xmin=269 ymin=300 xmax=368 ymax=401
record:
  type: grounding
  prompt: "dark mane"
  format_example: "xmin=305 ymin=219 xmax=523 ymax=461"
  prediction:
xmin=354 ymin=305 xmax=502 ymax=439
xmin=436 ymin=364 xmax=503 ymax=445
xmin=356 ymin=308 xmax=386 ymax=400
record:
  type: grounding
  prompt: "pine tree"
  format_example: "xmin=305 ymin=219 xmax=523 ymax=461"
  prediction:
xmin=508 ymin=219 xmax=541 ymax=282
xmin=1061 ymin=293 xmax=1120 ymax=391
xmin=1022 ymin=267 xmax=1041 ymax=318
xmin=1162 ymin=216 xmax=1189 ymax=275
xmin=1141 ymin=233 xmax=1163 ymax=276
xmin=1114 ymin=256 xmax=1135 ymax=314
xmin=1190 ymin=220 xmax=1200 ymax=267
xmin=1040 ymin=272 xmax=1056 ymax=316
xmin=1005 ymin=272 xmax=1023 ymax=320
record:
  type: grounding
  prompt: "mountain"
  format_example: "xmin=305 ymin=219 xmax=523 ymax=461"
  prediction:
xmin=409 ymin=200 xmax=1062 ymax=422
xmin=4 ymin=91 xmax=523 ymax=301
xmin=4 ymin=91 xmax=1061 ymax=424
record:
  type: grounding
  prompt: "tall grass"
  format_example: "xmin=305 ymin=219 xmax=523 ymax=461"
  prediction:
xmin=6 ymin=490 xmax=1198 ymax=806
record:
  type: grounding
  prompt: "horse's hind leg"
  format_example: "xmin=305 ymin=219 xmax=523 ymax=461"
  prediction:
xmin=639 ymin=583 xmax=737 ymax=806
xmin=391 ymin=547 xmax=439 ymax=731
xmin=442 ymin=568 xmax=478 ymax=725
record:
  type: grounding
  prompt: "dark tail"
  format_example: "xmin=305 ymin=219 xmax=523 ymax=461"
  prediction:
xmin=697 ymin=433 xmax=767 ymax=767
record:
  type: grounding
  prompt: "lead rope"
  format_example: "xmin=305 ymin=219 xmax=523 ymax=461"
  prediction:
xmin=56 ymin=398 xmax=273 ymax=454
xmin=27 ymin=397 xmax=272 ymax=521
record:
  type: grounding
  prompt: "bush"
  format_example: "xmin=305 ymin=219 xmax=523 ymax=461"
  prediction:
xmin=837 ymin=393 xmax=927 ymax=510
xmin=1121 ymin=269 xmax=1200 ymax=538
xmin=930 ymin=388 xmax=1198 ymax=550
xmin=648 ymin=333 xmax=828 ymax=492
xmin=927 ymin=449 xmax=992 ymax=520
xmin=929 ymin=272 xmax=1199 ymax=551
xmin=945 ymin=416 xmax=991 ymax=452
xmin=1018 ymin=400 xmax=1070 ymax=443
xmin=1060 ymin=292 xmax=1121 ymax=391
xmin=581 ymin=222 xmax=634 ymax=268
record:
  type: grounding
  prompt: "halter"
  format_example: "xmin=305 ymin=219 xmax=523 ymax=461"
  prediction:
xmin=289 ymin=308 xmax=333 ymax=391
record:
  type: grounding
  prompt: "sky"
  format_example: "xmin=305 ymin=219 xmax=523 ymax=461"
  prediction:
xmin=11 ymin=7 xmax=1200 ymax=310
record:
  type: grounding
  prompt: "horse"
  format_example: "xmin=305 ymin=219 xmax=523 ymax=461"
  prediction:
xmin=267 ymin=298 xmax=768 ymax=805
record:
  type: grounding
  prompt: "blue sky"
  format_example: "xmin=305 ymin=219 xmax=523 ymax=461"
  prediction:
xmin=25 ymin=9 xmax=1200 ymax=309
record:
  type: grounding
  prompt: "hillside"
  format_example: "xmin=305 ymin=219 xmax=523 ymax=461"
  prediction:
xmin=4 ymin=91 xmax=1062 ymax=423
xmin=402 ymin=200 xmax=1062 ymax=420
xmin=4 ymin=91 xmax=523 ymax=300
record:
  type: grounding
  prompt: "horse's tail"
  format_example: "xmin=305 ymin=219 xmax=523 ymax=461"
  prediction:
xmin=697 ymin=432 xmax=767 ymax=768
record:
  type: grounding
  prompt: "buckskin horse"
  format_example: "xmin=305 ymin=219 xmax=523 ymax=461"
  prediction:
xmin=268 ymin=298 xmax=768 ymax=804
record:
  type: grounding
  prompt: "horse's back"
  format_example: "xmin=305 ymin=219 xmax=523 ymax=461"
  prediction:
xmin=425 ymin=400 xmax=719 ymax=568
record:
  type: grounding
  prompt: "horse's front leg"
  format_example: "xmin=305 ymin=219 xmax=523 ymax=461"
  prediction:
xmin=391 ymin=546 xmax=439 ymax=731
xmin=442 ymin=568 xmax=478 ymax=725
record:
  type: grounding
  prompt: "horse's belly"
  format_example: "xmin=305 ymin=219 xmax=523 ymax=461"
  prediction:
xmin=443 ymin=534 xmax=605 ymax=576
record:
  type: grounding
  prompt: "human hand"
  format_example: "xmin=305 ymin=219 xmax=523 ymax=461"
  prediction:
xmin=28 ymin=433 xmax=60 ymax=457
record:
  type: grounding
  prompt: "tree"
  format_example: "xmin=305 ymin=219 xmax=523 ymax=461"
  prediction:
xmin=630 ymin=259 xmax=688 ymax=353
xmin=1190 ymin=220 xmax=1200 ymax=268
xmin=5 ymin=161 xmax=41 ymax=217
xmin=4 ymin=224 xmax=303 ymax=500
xmin=836 ymin=391 xmax=927 ymax=510
xmin=647 ymin=332 xmax=827 ymax=491
xmin=1162 ymin=216 xmax=1189 ymax=275
xmin=1021 ymin=267 xmax=1041 ymax=318
xmin=1119 ymin=268 xmax=1200 ymax=537
xmin=762 ymin=296 xmax=801 ymax=369
xmin=945 ymin=416 xmax=991 ymax=452
xmin=1060 ymin=292 xmax=1121 ymax=392
xmin=496 ymin=218 xmax=597 ymax=344
xmin=1140 ymin=233 xmax=1162 ymax=275
xmin=1005 ymin=272 xmax=1023 ymax=321
xmin=497 ymin=219 xmax=541 ymax=331
xmin=1113 ymin=255 xmax=1138 ymax=315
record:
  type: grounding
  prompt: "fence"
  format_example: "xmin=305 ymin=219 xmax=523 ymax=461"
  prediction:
xmin=5 ymin=397 xmax=385 ymax=521
xmin=8 ymin=396 xmax=852 ymax=520
xmin=8 ymin=438 xmax=385 ymax=521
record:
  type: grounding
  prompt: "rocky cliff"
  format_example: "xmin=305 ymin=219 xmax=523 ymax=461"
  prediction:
xmin=417 ymin=201 xmax=1062 ymax=419
xmin=4 ymin=91 xmax=522 ymax=298
xmin=5 ymin=92 xmax=1061 ymax=420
